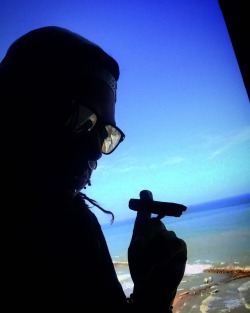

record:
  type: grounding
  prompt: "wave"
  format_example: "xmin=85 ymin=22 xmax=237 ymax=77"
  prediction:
xmin=114 ymin=261 xmax=213 ymax=275
xmin=185 ymin=263 xmax=212 ymax=275
xmin=114 ymin=261 xmax=250 ymax=278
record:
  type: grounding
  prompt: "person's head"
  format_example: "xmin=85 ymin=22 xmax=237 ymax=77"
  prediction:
xmin=0 ymin=26 xmax=125 ymax=199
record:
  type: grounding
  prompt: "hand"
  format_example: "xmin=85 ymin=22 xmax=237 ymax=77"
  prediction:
xmin=128 ymin=212 xmax=187 ymax=312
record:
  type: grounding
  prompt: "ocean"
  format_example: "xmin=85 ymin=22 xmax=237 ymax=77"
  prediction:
xmin=100 ymin=193 xmax=250 ymax=311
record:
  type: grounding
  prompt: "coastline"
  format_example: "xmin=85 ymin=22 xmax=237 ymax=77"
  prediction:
xmin=114 ymin=263 xmax=250 ymax=312
xmin=173 ymin=266 xmax=250 ymax=313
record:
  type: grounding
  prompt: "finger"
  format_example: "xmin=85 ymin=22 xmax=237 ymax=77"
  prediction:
xmin=132 ymin=190 xmax=153 ymax=236
xmin=136 ymin=209 xmax=151 ymax=220
xmin=156 ymin=213 xmax=165 ymax=220
xmin=132 ymin=212 xmax=150 ymax=239
xmin=137 ymin=190 xmax=153 ymax=220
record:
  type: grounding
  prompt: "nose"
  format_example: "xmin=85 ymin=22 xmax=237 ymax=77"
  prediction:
xmin=88 ymin=160 xmax=97 ymax=170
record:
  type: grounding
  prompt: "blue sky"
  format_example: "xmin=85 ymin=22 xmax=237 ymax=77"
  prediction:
xmin=1 ymin=0 xmax=249 ymax=223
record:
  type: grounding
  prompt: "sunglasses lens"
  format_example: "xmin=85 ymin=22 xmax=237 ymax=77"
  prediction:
xmin=75 ymin=106 xmax=97 ymax=133
xmin=102 ymin=125 xmax=124 ymax=154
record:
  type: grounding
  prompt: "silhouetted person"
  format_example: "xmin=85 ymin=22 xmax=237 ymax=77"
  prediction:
xmin=1 ymin=26 xmax=187 ymax=312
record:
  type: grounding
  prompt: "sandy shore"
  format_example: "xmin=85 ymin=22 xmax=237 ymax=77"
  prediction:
xmin=114 ymin=262 xmax=250 ymax=312
xmin=173 ymin=266 xmax=250 ymax=313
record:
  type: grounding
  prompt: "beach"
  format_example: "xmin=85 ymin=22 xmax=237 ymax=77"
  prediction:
xmin=114 ymin=262 xmax=250 ymax=312
xmin=173 ymin=266 xmax=250 ymax=313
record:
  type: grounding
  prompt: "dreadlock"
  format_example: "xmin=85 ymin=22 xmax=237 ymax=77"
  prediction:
xmin=80 ymin=193 xmax=114 ymax=224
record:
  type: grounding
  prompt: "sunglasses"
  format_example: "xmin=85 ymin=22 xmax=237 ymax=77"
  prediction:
xmin=66 ymin=100 xmax=125 ymax=155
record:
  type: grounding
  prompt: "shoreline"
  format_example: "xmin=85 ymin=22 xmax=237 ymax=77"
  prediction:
xmin=173 ymin=266 xmax=250 ymax=313
xmin=114 ymin=262 xmax=250 ymax=312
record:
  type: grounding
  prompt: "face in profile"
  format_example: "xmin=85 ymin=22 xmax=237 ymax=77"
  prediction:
xmin=63 ymin=78 xmax=118 ymax=193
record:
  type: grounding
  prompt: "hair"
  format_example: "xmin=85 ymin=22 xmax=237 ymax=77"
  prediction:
xmin=1 ymin=26 xmax=119 ymax=80
xmin=0 ymin=26 xmax=119 ymax=125
xmin=0 ymin=26 xmax=119 ymax=221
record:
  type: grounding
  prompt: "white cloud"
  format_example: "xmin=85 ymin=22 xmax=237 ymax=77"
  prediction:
xmin=208 ymin=126 xmax=250 ymax=159
xmin=162 ymin=156 xmax=185 ymax=165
